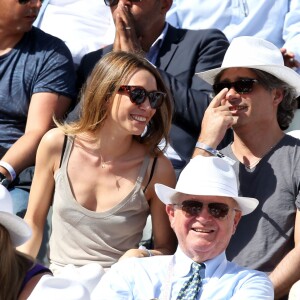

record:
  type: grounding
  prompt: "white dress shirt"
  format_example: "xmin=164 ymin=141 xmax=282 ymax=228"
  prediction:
xmin=93 ymin=247 xmax=274 ymax=300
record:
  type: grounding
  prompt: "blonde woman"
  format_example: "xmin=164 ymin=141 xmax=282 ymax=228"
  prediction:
xmin=19 ymin=51 xmax=177 ymax=273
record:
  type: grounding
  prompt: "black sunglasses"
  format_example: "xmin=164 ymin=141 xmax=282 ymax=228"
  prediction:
xmin=118 ymin=85 xmax=165 ymax=109
xmin=104 ymin=0 xmax=142 ymax=6
xmin=18 ymin=0 xmax=43 ymax=4
xmin=175 ymin=200 xmax=234 ymax=219
xmin=213 ymin=79 xmax=259 ymax=95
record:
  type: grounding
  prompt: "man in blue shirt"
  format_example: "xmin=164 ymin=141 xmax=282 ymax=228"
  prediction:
xmin=166 ymin=0 xmax=300 ymax=71
xmin=94 ymin=156 xmax=273 ymax=299
xmin=0 ymin=0 xmax=76 ymax=213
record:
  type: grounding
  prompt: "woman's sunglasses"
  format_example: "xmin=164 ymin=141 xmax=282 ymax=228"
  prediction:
xmin=118 ymin=85 xmax=166 ymax=109
xmin=174 ymin=200 xmax=236 ymax=219
xmin=104 ymin=0 xmax=142 ymax=7
xmin=18 ymin=0 xmax=44 ymax=4
xmin=213 ymin=79 xmax=259 ymax=95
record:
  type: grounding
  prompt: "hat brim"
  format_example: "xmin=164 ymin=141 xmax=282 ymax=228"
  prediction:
xmin=0 ymin=212 xmax=32 ymax=247
xmin=155 ymin=184 xmax=258 ymax=216
xmin=196 ymin=64 xmax=300 ymax=97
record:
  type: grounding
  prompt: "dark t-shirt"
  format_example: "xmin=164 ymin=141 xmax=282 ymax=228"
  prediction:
xmin=223 ymin=135 xmax=300 ymax=272
xmin=0 ymin=27 xmax=76 ymax=156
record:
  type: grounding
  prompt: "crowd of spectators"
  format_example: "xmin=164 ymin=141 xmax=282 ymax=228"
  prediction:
xmin=1 ymin=0 xmax=300 ymax=299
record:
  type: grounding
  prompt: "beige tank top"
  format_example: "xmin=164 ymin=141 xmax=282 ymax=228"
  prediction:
xmin=49 ymin=136 xmax=150 ymax=269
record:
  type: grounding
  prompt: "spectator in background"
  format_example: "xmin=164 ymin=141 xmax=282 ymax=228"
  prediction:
xmin=166 ymin=0 xmax=300 ymax=71
xmin=0 ymin=185 xmax=51 ymax=300
xmin=33 ymin=0 xmax=115 ymax=68
xmin=95 ymin=156 xmax=273 ymax=299
xmin=194 ymin=36 xmax=300 ymax=299
xmin=70 ymin=0 xmax=231 ymax=175
xmin=19 ymin=51 xmax=177 ymax=273
xmin=0 ymin=0 xmax=76 ymax=215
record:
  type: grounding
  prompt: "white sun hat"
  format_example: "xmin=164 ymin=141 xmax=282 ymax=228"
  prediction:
xmin=196 ymin=36 xmax=300 ymax=97
xmin=0 ymin=185 xmax=32 ymax=246
xmin=155 ymin=156 xmax=258 ymax=215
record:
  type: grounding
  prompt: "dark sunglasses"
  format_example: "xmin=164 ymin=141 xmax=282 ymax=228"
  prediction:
xmin=175 ymin=200 xmax=233 ymax=219
xmin=213 ymin=79 xmax=259 ymax=95
xmin=18 ymin=0 xmax=43 ymax=4
xmin=118 ymin=85 xmax=166 ymax=109
xmin=104 ymin=0 xmax=142 ymax=7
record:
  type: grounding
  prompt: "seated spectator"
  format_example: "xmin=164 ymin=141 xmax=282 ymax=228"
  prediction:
xmin=18 ymin=51 xmax=177 ymax=273
xmin=34 ymin=0 xmax=115 ymax=68
xmin=0 ymin=185 xmax=51 ymax=300
xmin=194 ymin=36 xmax=300 ymax=299
xmin=72 ymin=0 xmax=231 ymax=175
xmin=0 ymin=0 xmax=76 ymax=215
xmin=167 ymin=1 xmax=300 ymax=70
xmin=94 ymin=156 xmax=274 ymax=299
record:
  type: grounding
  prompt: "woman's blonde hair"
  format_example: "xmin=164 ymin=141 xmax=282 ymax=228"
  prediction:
xmin=0 ymin=224 xmax=34 ymax=300
xmin=58 ymin=51 xmax=173 ymax=155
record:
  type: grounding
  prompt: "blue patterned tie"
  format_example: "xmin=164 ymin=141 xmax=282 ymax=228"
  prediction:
xmin=176 ymin=262 xmax=205 ymax=300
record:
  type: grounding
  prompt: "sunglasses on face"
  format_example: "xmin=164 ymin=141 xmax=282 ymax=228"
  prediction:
xmin=18 ymin=0 xmax=43 ymax=4
xmin=118 ymin=85 xmax=166 ymax=109
xmin=174 ymin=200 xmax=233 ymax=219
xmin=104 ymin=0 xmax=142 ymax=7
xmin=213 ymin=79 xmax=259 ymax=95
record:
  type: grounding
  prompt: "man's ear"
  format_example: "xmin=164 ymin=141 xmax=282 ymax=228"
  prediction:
xmin=161 ymin=0 xmax=173 ymax=14
xmin=272 ymin=88 xmax=284 ymax=106
xmin=166 ymin=204 xmax=175 ymax=229
xmin=232 ymin=210 xmax=242 ymax=235
xmin=166 ymin=204 xmax=175 ymax=217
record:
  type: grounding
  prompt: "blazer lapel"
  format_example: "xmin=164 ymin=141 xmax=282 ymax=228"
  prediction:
xmin=156 ymin=25 xmax=187 ymax=70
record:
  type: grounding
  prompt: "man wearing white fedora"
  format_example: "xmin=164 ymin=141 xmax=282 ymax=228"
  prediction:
xmin=95 ymin=156 xmax=273 ymax=299
xmin=195 ymin=36 xmax=300 ymax=299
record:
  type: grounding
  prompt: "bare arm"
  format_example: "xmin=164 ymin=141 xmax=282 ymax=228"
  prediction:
xmin=0 ymin=93 xmax=71 ymax=180
xmin=17 ymin=129 xmax=64 ymax=257
xmin=148 ymin=155 xmax=177 ymax=255
xmin=119 ymin=154 xmax=177 ymax=260
xmin=269 ymin=209 xmax=300 ymax=299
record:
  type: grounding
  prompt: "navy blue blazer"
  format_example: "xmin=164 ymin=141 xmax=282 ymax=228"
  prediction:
xmin=73 ymin=24 xmax=231 ymax=171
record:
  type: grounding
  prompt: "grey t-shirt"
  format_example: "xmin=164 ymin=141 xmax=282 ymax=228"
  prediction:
xmin=0 ymin=26 xmax=76 ymax=157
xmin=223 ymin=134 xmax=300 ymax=272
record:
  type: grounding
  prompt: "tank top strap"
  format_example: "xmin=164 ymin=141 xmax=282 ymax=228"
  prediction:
xmin=60 ymin=135 xmax=75 ymax=170
xmin=136 ymin=155 xmax=151 ymax=187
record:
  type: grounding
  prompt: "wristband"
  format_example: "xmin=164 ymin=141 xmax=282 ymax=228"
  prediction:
xmin=139 ymin=245 xmax=153 ymax=257
xmin=0 ymin=161 xmax=16 ymax=181
xmin=195 ymin=142 xmax=236 ymax=166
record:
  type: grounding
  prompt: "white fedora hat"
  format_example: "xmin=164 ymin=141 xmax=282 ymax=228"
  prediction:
xmin=196 ymin=36 xmax=300 ymax=97
xmin=0 ymin=185 xmax=31 ymax=246
xmin=28 ymin=276 xmax=90 ymax=300
xmin=155 ymin=156 xmax=258 ymax=215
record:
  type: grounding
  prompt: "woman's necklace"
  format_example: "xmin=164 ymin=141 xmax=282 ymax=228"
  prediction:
xmin=99 ymin=152 xmax=113 ymax=169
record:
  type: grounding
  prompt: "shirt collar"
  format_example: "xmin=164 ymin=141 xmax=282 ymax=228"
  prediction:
xmin=146 ymin=22 xmax=169 ymax=64
xmin=173 ymin=246 xmax=226 ymax=279
xmin=151 ymin=22 xmax=169 ymax=48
